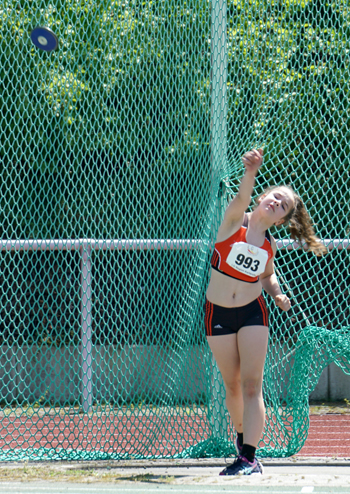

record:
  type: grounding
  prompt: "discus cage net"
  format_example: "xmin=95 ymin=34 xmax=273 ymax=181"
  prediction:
xmin=0 ymin=0 xmax=349 ymax=461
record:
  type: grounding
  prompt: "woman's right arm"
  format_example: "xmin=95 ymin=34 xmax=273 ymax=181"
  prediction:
xmin=222 ymin=148 xmax=264 ymax=225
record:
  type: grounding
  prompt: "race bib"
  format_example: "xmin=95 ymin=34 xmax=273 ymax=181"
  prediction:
xmin=226 ymin=242 xmax=269 ymax=277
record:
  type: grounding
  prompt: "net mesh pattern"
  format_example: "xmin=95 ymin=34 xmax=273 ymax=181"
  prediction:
xmin=0 ymin=0 xmax=349 ymax=460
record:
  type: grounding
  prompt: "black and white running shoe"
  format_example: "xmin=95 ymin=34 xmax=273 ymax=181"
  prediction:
xmin=220 ymin=455 xmax=264 ymax=476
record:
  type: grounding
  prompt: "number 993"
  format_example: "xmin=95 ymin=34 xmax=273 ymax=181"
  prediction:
xmin=235 ymin=254 xmax=259 ymax=272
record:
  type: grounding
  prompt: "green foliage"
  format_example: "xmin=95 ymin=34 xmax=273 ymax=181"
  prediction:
xmin=225 ymin=0 xmax=350 ymax=239
xmin=0 ymin=0 xmax=211 ymax=239
xmin=2 ymin=0 xmax=348 ymax=239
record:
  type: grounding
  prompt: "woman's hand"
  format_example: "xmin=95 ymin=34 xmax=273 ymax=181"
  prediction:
xmin=242 ymin=148 xmax=264 ymax=174
xmin=274 ymin=294 xmax=291 ymax=312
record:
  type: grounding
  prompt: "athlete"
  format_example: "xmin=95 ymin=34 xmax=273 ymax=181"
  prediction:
xmin=205 ymin=149 xmax=326 ymax=476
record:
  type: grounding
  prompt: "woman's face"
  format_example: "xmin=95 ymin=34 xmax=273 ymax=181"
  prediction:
xmin=258 ymin=187 xmax=295 ymax=225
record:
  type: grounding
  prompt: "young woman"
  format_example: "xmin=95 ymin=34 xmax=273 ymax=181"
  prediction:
xmin=205 ymin=149 xmax=326 ymax=476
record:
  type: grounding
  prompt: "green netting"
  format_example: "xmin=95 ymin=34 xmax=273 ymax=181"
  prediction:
xmin=0 ymin=0 xmax=349 ymax=461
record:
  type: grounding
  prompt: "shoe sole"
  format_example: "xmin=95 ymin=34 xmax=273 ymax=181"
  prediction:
xmin=220 ymin=470 xmax=263 ymax=476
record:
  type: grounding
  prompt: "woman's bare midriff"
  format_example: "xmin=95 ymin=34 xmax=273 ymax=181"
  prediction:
xmin=206 ymin=269 xmax=262 ymax=308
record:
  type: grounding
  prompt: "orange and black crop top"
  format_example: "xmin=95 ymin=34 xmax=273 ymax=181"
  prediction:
xmin=211 ymin=214 xmax=274 ymax=283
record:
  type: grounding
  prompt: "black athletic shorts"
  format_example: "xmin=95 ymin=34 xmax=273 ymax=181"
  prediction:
xmin=204 ymin=295 xmax=268 ymax=336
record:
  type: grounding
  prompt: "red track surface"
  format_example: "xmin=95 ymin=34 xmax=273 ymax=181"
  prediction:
xmin=0 ymin=413 xmax=210 ymax=457
xmin=297 ymin=414 xmax=350 ymax=457
xmin=1 ymin=413 xmax=349 ymax=458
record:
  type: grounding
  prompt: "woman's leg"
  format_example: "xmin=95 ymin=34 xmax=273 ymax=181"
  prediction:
xmin=206 ymin=334 xmax=244 ymax=433
xmin=237 ymin=325 xmax=269 ymax=447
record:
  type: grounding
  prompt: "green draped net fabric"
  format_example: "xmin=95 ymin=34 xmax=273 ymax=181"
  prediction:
xmin=0 ymin=0 xmax=349 ymax=460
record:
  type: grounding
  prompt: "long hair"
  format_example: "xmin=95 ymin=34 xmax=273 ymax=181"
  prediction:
xmin=256 ymin=185 xmax=327 ymax=256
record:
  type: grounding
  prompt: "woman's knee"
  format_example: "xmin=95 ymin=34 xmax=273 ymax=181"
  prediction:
xmin=224 ymin=378 xmax=241 ymax=398
xmin=241 ymin=377 xmax=262 ymax=398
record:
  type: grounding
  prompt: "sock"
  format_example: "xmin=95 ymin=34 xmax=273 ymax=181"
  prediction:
xmin=237 ymin=432 xmax=243 ymax=448
xmin=241 ymin=444 xmax=256 ymax=463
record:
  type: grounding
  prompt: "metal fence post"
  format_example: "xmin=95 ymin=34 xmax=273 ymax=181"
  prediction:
xmin=80 ymin=242 xmax=92 ymax=413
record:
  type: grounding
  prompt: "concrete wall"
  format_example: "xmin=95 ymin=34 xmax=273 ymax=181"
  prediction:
xmin=0 ymin=345 xmax=349 ymax=406
xmin=309 ymin=363 xmax=350 ymax=402
xmin=0 ymin=345 xmax=208 ymax=406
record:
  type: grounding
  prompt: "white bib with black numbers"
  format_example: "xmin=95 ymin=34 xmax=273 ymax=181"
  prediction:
xmin=226 ymin=242 xmax=269 ymax=278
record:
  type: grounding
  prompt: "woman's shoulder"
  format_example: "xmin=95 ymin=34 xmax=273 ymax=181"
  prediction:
xmin=216 ymin=212 xmax=246 ymax=243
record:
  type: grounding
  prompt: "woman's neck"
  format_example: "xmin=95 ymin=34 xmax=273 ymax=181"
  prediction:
xmin=248 ymin=210 xmax=273 ymax=234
